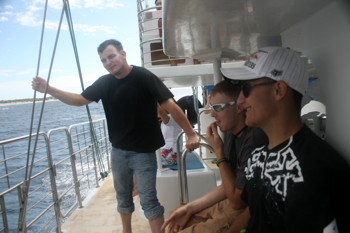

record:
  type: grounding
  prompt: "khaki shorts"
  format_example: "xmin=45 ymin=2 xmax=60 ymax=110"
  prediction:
xmin=178 ymin=199 xmax=244 ymax=233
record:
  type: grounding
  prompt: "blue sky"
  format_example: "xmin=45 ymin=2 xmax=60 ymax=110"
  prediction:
xmin=0 ymin=0 xmax=143 ymax=100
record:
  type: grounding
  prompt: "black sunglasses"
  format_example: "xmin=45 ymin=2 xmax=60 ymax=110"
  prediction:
xmin=209 ymin=101 xmax=236 ymax=112
xmin=241 ymin=80 xmax=276 ymax=97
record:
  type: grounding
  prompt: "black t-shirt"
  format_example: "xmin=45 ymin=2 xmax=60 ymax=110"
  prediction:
xmin=81 ymin=66 xmax=174 ymax=152
xmin=223 ymin=127 xmax=267 ymax=190
xmin=177 ymin=95 xmax=203 ymax=126
xmin=242 ymin=125 xmax=350 ymax=233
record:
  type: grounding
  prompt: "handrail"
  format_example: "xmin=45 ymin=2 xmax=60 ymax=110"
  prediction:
xmin=197 ymin=109 xmax=211 ymax=138
xmin=197 ymin=109 xmax=211 ymax=156
xmin=179 ymin=143 xmax=215 ymax=204
xmin=0 ymin=118 xmax=110 ymax=233
xmin=137 ymin=0 xmax=187 ymax=67
xmin=176 ymin=131 xmax=214 ymax=204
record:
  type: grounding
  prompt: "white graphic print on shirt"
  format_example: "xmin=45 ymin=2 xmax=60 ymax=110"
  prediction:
xmin=245 ymin=136 xmax=304 ymax=200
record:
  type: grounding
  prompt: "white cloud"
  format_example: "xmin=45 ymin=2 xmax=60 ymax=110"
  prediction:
xmin=74 ymin=0 xmax=125 ymax=9
xmin=0 ymin=4 xmax=13 ymax=10
xmin=45 ymin=0 xmax=125 ymax=10
xmin=0 ymin=5 xmax=14 ymax=22
xmin=52 ymin=71 xmax=105 ymax=89
xmin=5 ymin=0 xmax=126 ymax=28
xmin=0 ymin=11 xmax=13 ymax=16
xmin=44 ymin=21 xmax=63 ymax=30
xmin=0 ymin=68 xmax=72 ymax=100
xmin=0 ymin=16 xmax=8 ymax=22
xmin=74 ymin=23 xmax=117 ymax=34
xmin=15 ymin=1 xmax=42 ymax=27
xmin=0 ymin=69 xmax=15 ymax=77
xmin=81 ymin=0 xmax=106 ymax=9
xmin=106 ymin=2 xmax=125 ymax=8
xmin=26 ymin=20 xmax=118 ymax=35
xmin=0 ymin=80 xmax=33 ymax=100
xmin=5 ymin=5 xmax=14 ymax=10
xmin=16 ymin=12 xmax=41 ymax=26
xmin=13 ymin=0 xmax=122 ymax=34
xmin=0 ymin=68 xmax=63 ymax=79
xmin=19 ymin=69 xmax=38 ymax=76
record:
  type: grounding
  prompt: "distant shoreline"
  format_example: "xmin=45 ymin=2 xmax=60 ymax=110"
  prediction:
xmin=0 ymin=99 xmax=58 ymax=107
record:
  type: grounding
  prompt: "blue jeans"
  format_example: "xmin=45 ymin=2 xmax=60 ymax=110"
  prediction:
xmin=111 ymin=147 xmax=164 ymax=220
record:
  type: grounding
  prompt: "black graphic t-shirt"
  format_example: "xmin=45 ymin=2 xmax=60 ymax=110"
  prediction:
xmin=223 ymin=127 xmax=267 ymax=190
xmin=242 ymin=125 xmax=350 ymax=233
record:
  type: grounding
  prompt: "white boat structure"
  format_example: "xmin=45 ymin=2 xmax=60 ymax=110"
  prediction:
xmin=1 ymin=0 xmax=350 ymax=232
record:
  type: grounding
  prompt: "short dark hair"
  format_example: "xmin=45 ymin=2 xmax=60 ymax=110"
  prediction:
xmin=97 ymin=39 xmax=123 ymax=54
xmin=211 ymin=80 xmax=241 ymax=100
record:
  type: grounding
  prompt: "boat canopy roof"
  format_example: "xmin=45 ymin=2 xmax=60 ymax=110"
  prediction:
xmin=163 ymin=0 xmax=333 ymax=60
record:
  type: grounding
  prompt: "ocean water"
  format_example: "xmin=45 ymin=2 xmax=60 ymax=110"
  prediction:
xmin=0 ymin=101 xmax=106 ymax=232
xmin=0 ymin=100 xmax=105 ymax=141
xmin=0 ymin=87 xmax=200 ymax=142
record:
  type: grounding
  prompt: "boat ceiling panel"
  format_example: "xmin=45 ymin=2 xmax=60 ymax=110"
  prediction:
xmin=163 ymin=0 xmax=332 ymax=59
xmin=148 ymin=62 xmax=244 ymax=88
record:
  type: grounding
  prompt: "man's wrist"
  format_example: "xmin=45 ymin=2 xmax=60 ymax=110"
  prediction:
xmin=186 ymin=131 xmax=197 ymax=138
xmin=184 ymin=202 xmax=195 ymax=215
xmin=214 ymin=148 xmax=224 ymax=156
xmin=216 ymin=158 xmax=228 ymax=167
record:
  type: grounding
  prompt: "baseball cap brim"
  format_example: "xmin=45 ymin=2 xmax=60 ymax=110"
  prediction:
xmin=220 ymin=67 xmax=264 ymax=81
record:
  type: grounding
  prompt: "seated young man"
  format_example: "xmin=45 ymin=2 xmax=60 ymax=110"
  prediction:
xmin=161 ymin=80 xmax=267 ymax=233
xmin=221 ymin=46 xmax=350 ymax=232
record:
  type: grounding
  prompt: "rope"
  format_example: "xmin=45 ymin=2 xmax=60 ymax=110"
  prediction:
xmin=63 ymin=0 xmax=108 ymax=179
xmin=21 ymin=0 xmax=108 ymax=231
xmin=20 ymin=0 xmax=66 ymax=231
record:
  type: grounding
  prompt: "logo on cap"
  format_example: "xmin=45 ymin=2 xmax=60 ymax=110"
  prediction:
xmin=244 ymin=60 xmax=256 ymax=69
xmin=271 ymin=69 xmax=283 ymax=77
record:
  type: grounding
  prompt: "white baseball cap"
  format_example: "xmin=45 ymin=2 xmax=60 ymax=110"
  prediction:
xmin=221 ymin=47 xmax=309 ymax=95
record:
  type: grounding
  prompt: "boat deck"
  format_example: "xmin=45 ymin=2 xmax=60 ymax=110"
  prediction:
xmin=61 ymin=175 xmax=151 ymax=233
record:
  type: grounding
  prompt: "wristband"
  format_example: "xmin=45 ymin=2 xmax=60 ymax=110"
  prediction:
xmin=216 ymin=158 xmax=228 ymax=167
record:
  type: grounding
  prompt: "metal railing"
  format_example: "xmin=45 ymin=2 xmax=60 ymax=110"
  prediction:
xmin=0 ymin=119 xmax=111 ymax=233
xmin=176 ymin=131 xmax=214 ymax=204
xmin=136 ymin=0 xmax=189 ymax=67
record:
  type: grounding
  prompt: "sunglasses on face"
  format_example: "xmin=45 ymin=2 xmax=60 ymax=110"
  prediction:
xmin=241 ymin=80 xmax=276 ymax=98
xmin=209 ymin=101 xmax=236 ymax=112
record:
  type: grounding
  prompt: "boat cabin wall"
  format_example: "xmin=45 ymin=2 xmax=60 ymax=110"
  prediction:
xmin=282 ymin=1 xmax=350 ymax=163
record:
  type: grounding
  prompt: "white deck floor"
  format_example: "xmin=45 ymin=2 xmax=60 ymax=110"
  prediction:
xmin=61 ymin=158 xmax=220 ymax=233
xmin=61 ymin=175 xmax=151 ymax=233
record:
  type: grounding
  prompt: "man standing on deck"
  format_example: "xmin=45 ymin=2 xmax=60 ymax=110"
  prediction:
xmin=161 ymin=80 xmax=267 ymax=233
xmin=32 ymin=39 xmax=199 ymax=233
xmin=221 ymin=46 xmax=350 ymax=232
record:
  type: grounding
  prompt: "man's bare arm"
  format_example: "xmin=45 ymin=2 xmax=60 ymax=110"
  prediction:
xmin=32 ymin=76 xmax=92 ymax=106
